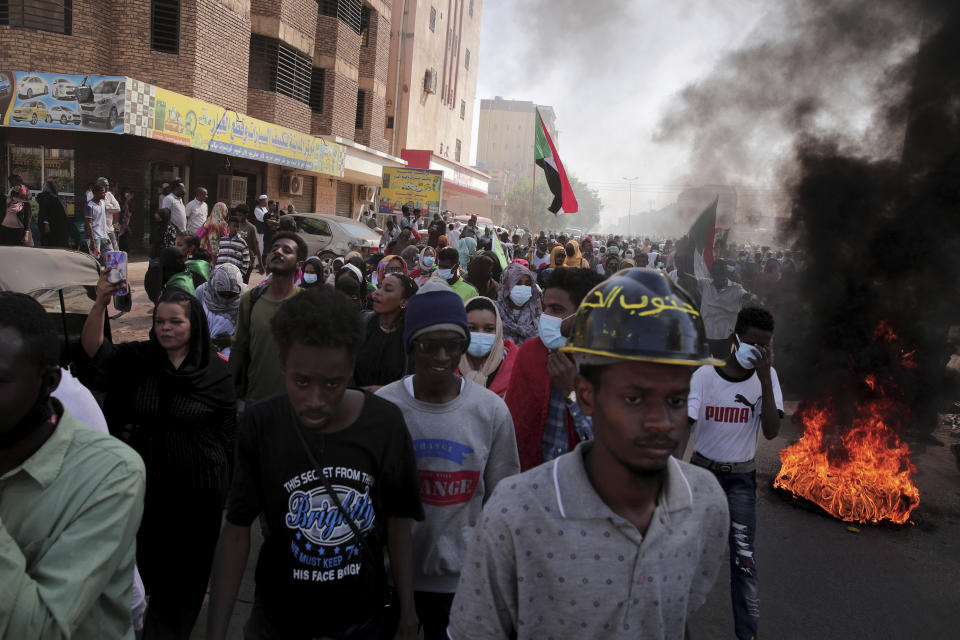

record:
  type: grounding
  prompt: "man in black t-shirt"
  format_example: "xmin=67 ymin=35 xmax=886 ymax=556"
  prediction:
xmin=207 ymin=288 xmax=424 ymax=640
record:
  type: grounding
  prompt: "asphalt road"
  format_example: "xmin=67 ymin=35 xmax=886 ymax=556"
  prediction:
xmin=688 ymin=411 xmax=960 ymax=639
xmin=112 ymin=259 xmax=960 ymax=639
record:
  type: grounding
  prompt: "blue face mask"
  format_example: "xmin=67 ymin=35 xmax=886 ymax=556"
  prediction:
xmin=733 ymin=334 xmax=760 ymax=369
xmin=539 ymin=312 xmax=575 ymax=350
xmin=509 ymin=284 xmax=533 ymax=307
xmin=422 ymin=256 xmax=435 ymax=268
xmin=302 ymin=272 xmax=318 ymax=284
xmin=437 ymin=268 xmax=454 ymax=280
xmin=467 ymin=332 xmax=496 ymax=357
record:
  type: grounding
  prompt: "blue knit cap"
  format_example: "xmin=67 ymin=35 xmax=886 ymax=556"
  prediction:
xmin=403 ymin=289 xmax=470 ymax=349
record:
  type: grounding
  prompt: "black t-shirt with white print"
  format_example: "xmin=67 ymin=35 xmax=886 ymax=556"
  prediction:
xmin=227 ymin=391 xmax=424 ymax=637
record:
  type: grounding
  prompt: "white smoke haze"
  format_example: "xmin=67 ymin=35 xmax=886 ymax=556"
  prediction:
xmin=477 ymin=0 xmax=924 ymax=226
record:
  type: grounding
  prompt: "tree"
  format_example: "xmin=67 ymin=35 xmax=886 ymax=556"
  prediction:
xmin=503 ymin=172 xmax=602 ymax=235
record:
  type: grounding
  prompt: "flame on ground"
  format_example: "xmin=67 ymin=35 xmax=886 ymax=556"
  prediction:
xmin=773 ymin=374 xmax=920 ymax=525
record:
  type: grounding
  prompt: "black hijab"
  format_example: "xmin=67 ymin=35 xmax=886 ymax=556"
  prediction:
xmin=149 ymin=288 xmax=234 ymax=412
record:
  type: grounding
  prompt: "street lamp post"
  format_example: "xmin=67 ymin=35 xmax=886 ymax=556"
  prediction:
xmin=623 ymin=176 xmax=638 ymax=238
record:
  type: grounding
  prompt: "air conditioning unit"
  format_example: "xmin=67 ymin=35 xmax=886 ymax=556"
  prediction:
xmin=281 ymin=173 xmax=304 ymax=196
xmin=424 ymin=68 xmax=438 ymax=94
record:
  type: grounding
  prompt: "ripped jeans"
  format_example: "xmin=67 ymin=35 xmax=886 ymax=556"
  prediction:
xmin=713 ymin=470 xmax=760 ymax=640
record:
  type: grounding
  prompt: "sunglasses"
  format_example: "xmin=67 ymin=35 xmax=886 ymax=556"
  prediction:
xmin=413 ymin=338 xmax=468 ymax=355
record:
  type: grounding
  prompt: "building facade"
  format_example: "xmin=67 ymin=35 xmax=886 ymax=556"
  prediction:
xmin=0 ymin=0 xmax=405 ymax=248
xmin=476 ymin=97 xmax=557 ymax=181
xmin=384 ymin=0 xmax=487 ymax=210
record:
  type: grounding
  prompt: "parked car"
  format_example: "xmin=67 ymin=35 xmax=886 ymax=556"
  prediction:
xmin=48 ymin=104 xmax=81 ymax=125
xmin=76 ymin=79 xmax=125 ymax=129
xmin=281 ymin=213 xmax=382 ymax=278
xmin=0 ymin=73 xmax=12 ymax=99
xmin=52 ymin=77 xmax=77 ymax=100
xmin=11 ymin=100 xmax=50 ymax=124
xmin=17 ymin=75 xmax=49 ymax=99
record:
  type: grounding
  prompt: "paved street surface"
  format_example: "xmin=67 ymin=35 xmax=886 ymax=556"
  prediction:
xmin=111 ymin=258 xmax=960 ymax=639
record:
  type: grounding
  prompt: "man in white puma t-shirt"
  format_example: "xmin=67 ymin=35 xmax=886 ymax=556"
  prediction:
xmin=688 ymin=306 xmax=783 ymax=640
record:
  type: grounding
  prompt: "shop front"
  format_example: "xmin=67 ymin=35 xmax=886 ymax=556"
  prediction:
xmin=399 ymin=149 xmax=494 ymax=220
xmin=1 ymin=70 xmax=348 ymax=250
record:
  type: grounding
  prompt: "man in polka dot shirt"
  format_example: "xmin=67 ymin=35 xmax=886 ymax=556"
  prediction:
xmin=448 ymin=269 xmax=730 ymax=639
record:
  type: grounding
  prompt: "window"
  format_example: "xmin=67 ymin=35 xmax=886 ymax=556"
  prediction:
xmin=1 ymin=0 xmax=72 ymax=35
xmin=249 ymin=35 xmax=313 ymax=106
xmin=355 ymin=89 xmax=366 ymax=129
xmin=309 ymin=67 xmax=325 ymax=113
xmin=460 ymin=100 xmax=465 ymax=120
xmin=386 ymin=115 xmax=394 ymax=129
xmin=464 ymin=49 xmax=470 ymax=70
xmin=455 ymin=139 xmax=462 ymax=162
xmin=469 ymin=0 xmax=474 ymax=17
xmin=317 ymin=0 xmax=362 ymax=35
xmin=359 ymin=4 xmax=370 ymax=46
xmin=429 ymin=6 xmax=436 ymax=32
xmin=150 ymin=0 xmax=179 ymax=52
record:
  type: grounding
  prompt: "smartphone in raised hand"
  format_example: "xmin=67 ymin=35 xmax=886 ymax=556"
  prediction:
xmin=105 ymin=250 xmax=129 ymax=296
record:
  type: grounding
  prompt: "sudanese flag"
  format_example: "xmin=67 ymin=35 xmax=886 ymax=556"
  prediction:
xmin=535 ymin=109 xmax=578 ymax=214
xmin=687 ymin=197 xmax=719 ymax=279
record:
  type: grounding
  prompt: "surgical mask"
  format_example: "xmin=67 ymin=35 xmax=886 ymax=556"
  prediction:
xmin=437 ymin=268 xmax=454 ymax=280
xmin=302 ymin=273 xmax=318 ymax=284
xmin=733 ymin=335 xmax=760 ymax=369
xmin=467 ymin=332 xmax=496 ymax=357
xmin=539 ymin=312 xmax=575 ymax=350
xmin=509 ymin=284 xmax=532 ymax=307
xmin=422 ymin=256 xmax=435 ymax=268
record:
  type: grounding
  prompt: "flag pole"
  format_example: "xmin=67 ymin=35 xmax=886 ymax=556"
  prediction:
xmin=530 ymin=108 xmax=537 ymax=261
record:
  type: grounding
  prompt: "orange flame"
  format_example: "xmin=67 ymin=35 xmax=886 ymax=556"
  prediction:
xmin=773 ymin=322 xmax=920 ymax=525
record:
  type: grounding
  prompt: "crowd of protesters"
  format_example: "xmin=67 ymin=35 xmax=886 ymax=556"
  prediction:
xmin=1 ymin=182 xmax=790 ymax=640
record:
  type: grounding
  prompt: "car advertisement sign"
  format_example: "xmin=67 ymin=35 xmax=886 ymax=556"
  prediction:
xmin=0 ymin=71 xmax=125 ymax=132
xmin=123 ymin=78 xmax=345 ymax=177
xmin=379 ymin=167 xmax=444 ymax=215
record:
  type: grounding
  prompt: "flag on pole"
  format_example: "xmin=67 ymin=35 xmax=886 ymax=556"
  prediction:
xmin=491 ymin=232 xmax=508 ymax=270
xmin=534 ymin=109 xmax=578 ymax=214
xmin=688 ymin=197 xmax=719 ymax=280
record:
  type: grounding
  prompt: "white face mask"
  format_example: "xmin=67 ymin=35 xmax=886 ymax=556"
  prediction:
xmin=508 ymin=284 xmax=533 ymax=307
xmin=538 ymin=311 xmax=576 ymax=350
xmin=733 ymin=334 xmax=760 ymax=369
xmin=302 ymin=272 xmax=319 ymax=284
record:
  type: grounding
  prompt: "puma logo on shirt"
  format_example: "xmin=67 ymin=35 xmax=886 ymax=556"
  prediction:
xmin=734 ymin=394 xmax=760 ymax=415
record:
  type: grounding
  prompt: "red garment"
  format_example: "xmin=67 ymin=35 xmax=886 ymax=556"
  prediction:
xmin=488 ymin=340 xmax=519 ymax=398
xmin=503 ymin=337 xmax=578 ymax=471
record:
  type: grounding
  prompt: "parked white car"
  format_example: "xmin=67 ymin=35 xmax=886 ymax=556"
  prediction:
xmin=282 ymin=213 xmax=381 ymax=277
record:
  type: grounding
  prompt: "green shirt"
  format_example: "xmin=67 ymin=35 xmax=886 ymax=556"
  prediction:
xmin=232 ymin=287 xmax=302 ymax=402
xmin=449 ymin=277 xmax=479 ymax=303
xmin=0 ymin=407 xmax=145 ymax=639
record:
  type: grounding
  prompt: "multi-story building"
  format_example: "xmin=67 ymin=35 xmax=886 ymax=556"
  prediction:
xmin=0 ymin=0 xmax=406 ymax=248
xmin=476 ymin=97 xmax=557 ymax=183
xmin=385 ymin=0 xmax=489 ymax=213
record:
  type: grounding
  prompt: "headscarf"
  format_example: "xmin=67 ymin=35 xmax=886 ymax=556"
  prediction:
xmin=303 ymin=256 xmax=324 ymax=287
xmin=496 ymin=262 xmax=542 ymax=346
xmin=194 ymin=263 xmax=246 ymax=324
xmin=458 ymin=236 xmax=477 ymax=270
xmin=41 ymin=180 xmax=58 ymax=196
xmin=619 ymin=258 xmax=636 ymax=270
xmin=563 ymin=240 xmax=589 ymax=268
xmin=550 ymin=245 xmax=566 ymax=268
xmin=400 ymin=245 xmax=419 ymax=270
xmin=459 ymin=297 xmax=506 ymax=386
xmin=413 ymin=246 xmax=437 ymax=286
xmin=148 ymin=289 xmax=234 ymax=412
xmin=481 ymin=249 xmax=504 ymax=283
xmin=376 ymin=254 xmax=408 ymax=284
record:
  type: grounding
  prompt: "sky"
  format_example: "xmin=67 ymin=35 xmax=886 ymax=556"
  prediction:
xmin=471 ymin=0 xmax=769 ymax=225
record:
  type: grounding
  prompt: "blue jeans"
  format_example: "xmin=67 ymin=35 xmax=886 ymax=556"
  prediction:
xmin=712 ymin=469 xmax=760 ymax=640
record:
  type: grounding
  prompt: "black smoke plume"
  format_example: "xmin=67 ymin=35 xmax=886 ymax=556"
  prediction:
xmin=660 ymin=0 xmax=960 ymax=441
